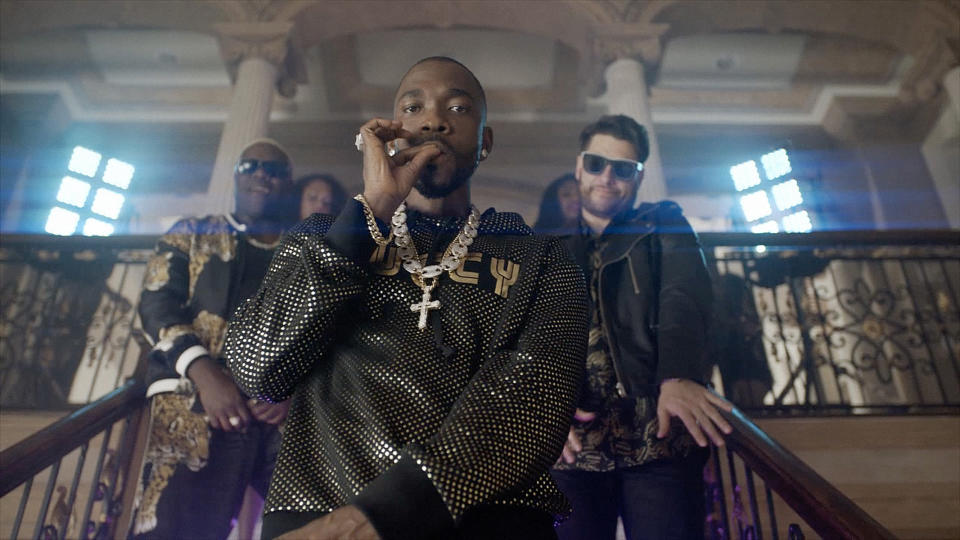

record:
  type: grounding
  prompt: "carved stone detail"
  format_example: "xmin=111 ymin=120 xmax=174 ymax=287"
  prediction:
xmin=591 ymin=22 xmax=669 ymax=65
xmin=214 ymin=21 xmax=304 ymax=98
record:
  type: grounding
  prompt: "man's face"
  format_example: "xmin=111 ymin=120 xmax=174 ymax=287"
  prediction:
xmin=234 ymin=143 xmax=293 ymax=221
xmin=575 ymin=133 xmax=642 ymax=220
xmin=393 ymin=60 xmax=491 ymax=199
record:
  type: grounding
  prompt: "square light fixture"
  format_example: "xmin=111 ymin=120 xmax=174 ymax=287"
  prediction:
xmin=91 ymin=188 xmax=125 ymax=220
xmin=67 ymin=146 xmax=102 ymax=178
xmin=56 ymin=176 xmax=92 ymax=208
xmin=45 ymin=207 xmax=81 ymax=236
xmin=730 ymin=160 xmax=761 ymax=192
xmin=761 ymin=148 xmax=791 ymax=180
xmin=740 ymin=191 xmax=773 ymax=222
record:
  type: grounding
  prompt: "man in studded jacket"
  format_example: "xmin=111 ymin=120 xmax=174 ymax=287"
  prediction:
xmin=224 ymin=57 xmax=588 ymax=540
xmin=551 ymin=115 xmax=734 ymax=540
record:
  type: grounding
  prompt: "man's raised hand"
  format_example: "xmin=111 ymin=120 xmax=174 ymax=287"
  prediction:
xmin=358 ymin=118 xmax=444 ymax=221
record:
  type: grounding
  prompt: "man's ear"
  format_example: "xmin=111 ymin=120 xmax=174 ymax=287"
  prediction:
xmin=479 ymin=126 xmax=493 ymax=160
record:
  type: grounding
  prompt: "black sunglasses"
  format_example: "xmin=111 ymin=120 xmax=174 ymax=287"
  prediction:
xmin=580 ymin=152 xmax=643 ymax=181
xmin=235 ymin=159 xmax=290 ymax=178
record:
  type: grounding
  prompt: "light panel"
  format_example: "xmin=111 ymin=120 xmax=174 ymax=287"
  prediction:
xmin=82 ymin=218 xmax=115 ymax=237
xmin=771 ymin=179 xmax=803 ymax=211
xmin=68 ymin=146 xmax=102 ymax=177
xmin=761 ymin=148 xmax=791 ymax=180
xmin=782 ymin=210 xmax=813 ymax=233
xmin=102 ymin=158 xmax=135 ymax=189
xmin=91 ymin=188 xmax=125 ymax=220
xmin=751 ymin=220 xmax=780 ymax=233
xmin=740 ymin=191 xmax=773 ymax=222
xmin=56 ymin=176 xmax=92 ymax=208
xmin=45 ymin=207 xmax=80 ymax=236
xmin=730 ymin=160 xmax=761 ymax=192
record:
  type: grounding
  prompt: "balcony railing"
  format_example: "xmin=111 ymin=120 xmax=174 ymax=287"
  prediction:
xmin=0 ymin=234 xmax=156 ymax=409
xmin=701 ymin=230 xmax=959 ymax=415
xmin=2 ymin=230 xmax=957 ymax=414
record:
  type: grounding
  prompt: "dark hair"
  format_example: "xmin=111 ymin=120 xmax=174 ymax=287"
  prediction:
xmin=578 ymin=114 xmax=649 ymax=163
xmin=294 ymin=174 xmax=347 ymax=216
xmin=533 ymin=173 xmax=579 ymax=234
xmin=402 ymin=56 xmax=487 ymax=122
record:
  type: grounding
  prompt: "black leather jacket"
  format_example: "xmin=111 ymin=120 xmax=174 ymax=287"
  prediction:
xmin=561 ymin=201 xmax=712 ymax=403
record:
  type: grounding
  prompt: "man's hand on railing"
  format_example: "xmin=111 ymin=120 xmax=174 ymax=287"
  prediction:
xmin=657 ymin=378 xmax=734 ymax=447
xmin=187 ymin=356 xmax=251 ymax=432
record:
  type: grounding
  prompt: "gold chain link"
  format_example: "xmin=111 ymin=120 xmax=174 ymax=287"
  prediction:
xmin=353 ymin=194 xmax=394 ymax=247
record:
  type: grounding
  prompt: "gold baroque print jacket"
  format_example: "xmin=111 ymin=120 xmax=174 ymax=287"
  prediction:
xmin=139 ymin=214 xmax=256 ymax=396
xmin=224 ymin=201 xmax=589 ymax=539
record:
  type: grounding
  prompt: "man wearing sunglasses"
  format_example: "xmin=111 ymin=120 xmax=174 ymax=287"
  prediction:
xmin=136 ymin=139 xmax=297 ymax=539
xmin=551 ymin=115 xmax=733 ymax=539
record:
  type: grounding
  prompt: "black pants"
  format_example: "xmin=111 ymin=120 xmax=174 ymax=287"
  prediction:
xmin=262 ymin=504 xmax=557 ymax=540
xmin=551 ymin=455 xmax=707 ymax=540
xmin=135 ymin=421 xmax=281 ymax=540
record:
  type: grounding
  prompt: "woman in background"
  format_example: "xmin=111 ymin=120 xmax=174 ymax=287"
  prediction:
xmin=295 ymin=173 xmax=347 ymax=220
xmin=533 ymin=173 xmax=581 ymax=235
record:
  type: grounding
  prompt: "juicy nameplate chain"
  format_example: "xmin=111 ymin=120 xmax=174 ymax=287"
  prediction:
xmin=391 ymin=202 xmax=480 ymax=330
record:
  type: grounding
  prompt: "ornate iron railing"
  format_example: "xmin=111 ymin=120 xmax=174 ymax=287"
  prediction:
xmin=701 ymin=230 xmax=960 ymax=414
xmin=0 ymin=231 xmax=953 ymax=538
xmin=0 ymin=380 xmax=149 ymax=540
xmin=706 ymin=408 xmax=896 ymax=540
xmin=0 ymin=235 xmax=156 ymax=409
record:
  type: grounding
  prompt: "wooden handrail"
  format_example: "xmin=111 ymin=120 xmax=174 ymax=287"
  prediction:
xmin=0 ymin=379 xmax=145 ymax=497
xmin=722 ymin=407 xmax=896 ymax=539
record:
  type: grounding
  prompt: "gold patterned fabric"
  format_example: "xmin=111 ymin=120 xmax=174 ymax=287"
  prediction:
xmin=224 ymin=203 xmax=588 ymax=536
xmin=137 ymin=215 xmax=280 ymax=536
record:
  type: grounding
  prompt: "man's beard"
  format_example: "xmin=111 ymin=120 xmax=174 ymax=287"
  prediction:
xmin=414 ymin=162 xmax=475 ymax=199
xmin=409 ymin=135 xmax=478 ymax=199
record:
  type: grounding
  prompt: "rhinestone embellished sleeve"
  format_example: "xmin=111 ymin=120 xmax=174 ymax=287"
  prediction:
xmin=224 ymin=205 xmax=588 ymax=536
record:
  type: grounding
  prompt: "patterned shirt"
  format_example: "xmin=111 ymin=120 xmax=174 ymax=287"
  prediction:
xmin=553 ymin=232 xmax=695 ymax=472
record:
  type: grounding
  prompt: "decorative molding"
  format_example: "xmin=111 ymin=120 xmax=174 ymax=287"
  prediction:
xmin=213 ymin=21 xmax=305 ymax=98
xmin=590 ymin=22 xmax=669 ymax=65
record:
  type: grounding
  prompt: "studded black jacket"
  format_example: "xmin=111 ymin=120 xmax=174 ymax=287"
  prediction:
xmin=224 ymin=201 xmax=588 ymax=539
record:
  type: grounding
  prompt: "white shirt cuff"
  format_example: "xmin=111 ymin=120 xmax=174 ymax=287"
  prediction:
xmin=175 ymin=345 xmax=210 ymax=377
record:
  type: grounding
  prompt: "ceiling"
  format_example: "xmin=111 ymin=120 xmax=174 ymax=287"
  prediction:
xmin=0 ymin=0 xmax=957 ymax=229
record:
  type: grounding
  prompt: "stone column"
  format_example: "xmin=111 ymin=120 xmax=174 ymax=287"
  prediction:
xmin=591 ymin=24 xmax=670 ymax=204
xmin=601 ymin=57 xmax=667 ymax=203
xmin=207 ymin=22 xmax=299 ymax=215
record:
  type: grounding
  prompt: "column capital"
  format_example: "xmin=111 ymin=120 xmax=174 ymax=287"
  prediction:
xmin=590 ymin=22 xmax=670 ymax=66
xmin=214 ymin=21 xmax=305 ymax=97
